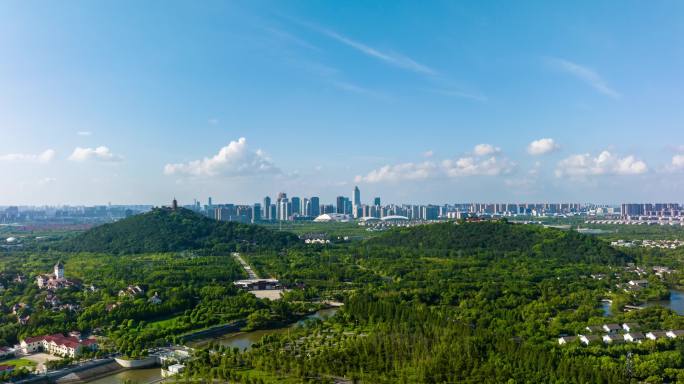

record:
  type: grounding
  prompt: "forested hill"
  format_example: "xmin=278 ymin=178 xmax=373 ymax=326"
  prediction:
xmin=58 ymin=208 xmax=300 ymax=254
xmin=366 ymin=220 xmax=631 ymax=265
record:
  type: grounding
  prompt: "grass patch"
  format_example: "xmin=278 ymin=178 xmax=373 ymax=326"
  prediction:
xmin=1 ymin=358 xmax=37 ymax=368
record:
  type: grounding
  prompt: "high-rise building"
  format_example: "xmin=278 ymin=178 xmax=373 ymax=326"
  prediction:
xmin=310 ymin=197 xmax=320 ymax=217
xmin=336 ymin=196 xmax=346 ymax=214
xmin=263 ymin=196 xmax=271 ymax=220
xmin=252 ymin=203 xmax=261 ymax=223
xmin=353 ymin=186 xmax=361 ymax=206
xmin=277 ymin=193 xmax=289 ymax=221
xmin=302 ymin=198 xmax=310 ymax=216
xmin=374 ymin=197 xmax=381 ymax=206
xmin=269 ymin=204 xmax=276 ymax=221
xmin=291 ymin=197 xmax=301 ymax=216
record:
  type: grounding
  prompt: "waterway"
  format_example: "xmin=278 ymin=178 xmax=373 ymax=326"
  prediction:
xmin=84 ymin=368 xmax=163 ymax=384
xmin=602 ymin=289 xmax=684 ymax=317
xmin=647 ymin=289 xmax=684 ymax=315
xmin=84 ymin=307 xmax=339 ymax=383
xmin=188 ymin=307 xmax=339 ymax=350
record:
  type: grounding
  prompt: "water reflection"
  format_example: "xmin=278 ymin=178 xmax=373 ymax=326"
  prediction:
xmin=85 ymin=368 xmax=163 ymax=384
xmin=648 ymin=289 xmax=684 ymax=315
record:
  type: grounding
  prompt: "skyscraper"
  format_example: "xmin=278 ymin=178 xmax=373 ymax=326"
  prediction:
xmin=336 ymin=196 xmax=346 ymax=214
xmin=353 ymin=186 xmax=361 ymax=207
xmin=263 ymin=196 xmax=271 ymax=220
xmin=252 ymin=203 xmax=261 ymax=223
xmin=302 ymin=198 xmax=310 ymax=216
xmin=374 ymin=197 xmax=381 ymax=206
xmin=310 ymin=196 xmax=320 ymax=217
xmin=291 ymin=197 xmax=301 ymax=216
xmin=277 ymin=192 xmax=289 ymax=221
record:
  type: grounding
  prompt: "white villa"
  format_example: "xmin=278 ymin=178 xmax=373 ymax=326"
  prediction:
xmin=36 ymin=261 xmax=77 ymax=290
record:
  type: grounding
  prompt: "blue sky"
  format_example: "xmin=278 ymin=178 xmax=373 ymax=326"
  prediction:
xmin=1 ymin=1 xmax=683 ymax=205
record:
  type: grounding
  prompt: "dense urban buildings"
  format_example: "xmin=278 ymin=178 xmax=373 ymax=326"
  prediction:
xmin=2 ymin=190 xmax=683 ymax=226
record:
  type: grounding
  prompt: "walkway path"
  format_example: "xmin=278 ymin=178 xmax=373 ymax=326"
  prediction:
xmin=232 ymin=252 xmax=258 ymax=279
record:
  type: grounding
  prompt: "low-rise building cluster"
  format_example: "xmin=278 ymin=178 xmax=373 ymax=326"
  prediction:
xmin=611 ymin=239 xmax=684 ymax=250
xmin=559 ymin=323 xmax=684 ymax=346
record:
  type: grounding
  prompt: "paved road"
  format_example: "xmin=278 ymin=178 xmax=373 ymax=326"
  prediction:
xmin=232 ymin=252 xmax=258 ymax=279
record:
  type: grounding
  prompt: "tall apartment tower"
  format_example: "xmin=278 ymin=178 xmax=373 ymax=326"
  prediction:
xmin=353 ymin=186 xmax=361 ymax=207
xmin=310 ymin=196 xmax=320 ymax=217
xmin=263 ymin=196 xmax=271 ymax=220
xmin=252 ymin=203 xmax=261 ymax=223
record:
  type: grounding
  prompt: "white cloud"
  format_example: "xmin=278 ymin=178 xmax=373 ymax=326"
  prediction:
xmin=546 ymin=57 xmax=620 ymax=98
xmin=555 ymin=150 xmax=647 ymax=177
xmin=313 ymin=25 xmax=436 ymax=76
xmin=527 ymin=138 xmax=559 ymax=155
xmin=473 ymin=144 xmax=500 ymax=156
xmin=423 ymin=150 xmax=434 ymax=158
xmin=77 ymin=131 xmax=92 ymax=136
xmin=0 ymin=149 xmax=55 ymax=163
xmin=441 ymin=156 xmax=514 ymax=177
xmin=355 ymin=148 xmax=514 ymax=183
xmin=672 ymin=154 xmax=684 ymax=169
xmin=69 ymin=146 xmax=122 ymax=162
xmin=354 ymin=162 xmax=436 ymax=183
xmin=163 ymin=137 xmax=279 ymax=177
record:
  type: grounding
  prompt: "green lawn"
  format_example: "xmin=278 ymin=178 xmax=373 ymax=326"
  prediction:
xmin=1 ymin=358 xmax=37 ymax=369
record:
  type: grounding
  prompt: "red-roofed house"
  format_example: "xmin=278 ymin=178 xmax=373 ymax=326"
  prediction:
xmin=19 ymin=333 xmax=97 ymax=358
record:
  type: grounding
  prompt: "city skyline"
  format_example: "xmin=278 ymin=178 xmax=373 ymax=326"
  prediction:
xmin=2 ymin=1 xmax=684 ymax=205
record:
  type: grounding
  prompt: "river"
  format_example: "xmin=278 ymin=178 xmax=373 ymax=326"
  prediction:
xmin=84 ymin=307 xmax=339 ymax=383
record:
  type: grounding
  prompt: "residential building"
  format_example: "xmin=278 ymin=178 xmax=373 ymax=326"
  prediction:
xmin=623 ymin=332 xmax=645 ymax=343
xmin=646 ymin=331 xmax=668 ymax=340
xmin=19 ymin=334 xmax=97 ymax=358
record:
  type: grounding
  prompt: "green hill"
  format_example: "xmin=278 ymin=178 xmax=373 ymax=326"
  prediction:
xmin=59 ymin=208 xmax=299 ymax=254
xmin=366 ymin=220 xmax=631 ymax=265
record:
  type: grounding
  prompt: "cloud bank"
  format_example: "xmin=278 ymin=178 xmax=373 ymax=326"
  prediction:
xmin=163 ymin=137 xmax=279 ymax=177
xmin=555 ymin=150 xmax=647 ymax=177
xmin=355 ymin=144 xmax=514 ymax=183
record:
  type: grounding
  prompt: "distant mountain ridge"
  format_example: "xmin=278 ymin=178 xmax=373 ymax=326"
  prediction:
xmin=59 ymin=207 xmax=299 ymax=254
xmin=366 ymin=220 xmax=631 ymax=265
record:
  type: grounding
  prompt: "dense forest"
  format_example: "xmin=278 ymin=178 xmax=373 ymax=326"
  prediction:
xmin=3 ymin=217 xmax=684 ymax=383
xmin=180 ymin=221 xmax=684 ymax=383
xmin=56 ymin=208 xmax=300 ymax=254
